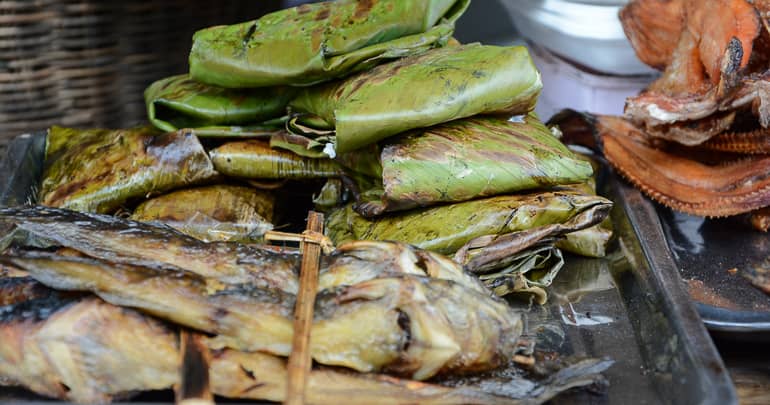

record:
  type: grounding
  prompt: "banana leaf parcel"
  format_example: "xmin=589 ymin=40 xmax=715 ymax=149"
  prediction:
xmin=339 ymin=115 xmax=594 ymax=217
xmin=40 ymin=127 xmax=218 ymax=214
xmin=288 ymin=44 xmax=542 ymax=154
xmin=209 ymin=140 xmax=341 ymax=179
xmin=188 ymin=0 xmax=469 ymax=88
xmin=145 ymin=74 xmax=296 ymax=136
xmin=130 ymin=185 xmax=275 ymax=243
xmin=326 ymin=190 xmax=612 ymax=255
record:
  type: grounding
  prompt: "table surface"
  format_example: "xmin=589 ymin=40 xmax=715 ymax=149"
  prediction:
xmin=0 ymin=143 xmax=767 ymax=403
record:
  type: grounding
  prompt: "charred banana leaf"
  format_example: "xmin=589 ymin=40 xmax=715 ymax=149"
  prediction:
xmin=478 ymin=243 xmax=563 ymax=305
xmin=209 ymin=140 xmax=341 ymax=179
xmin=340 ymin=115 xmax=593 ymax=216
xmin=313 ymin=178 xmax=350 ymax=212
xmin=289 ymin=44 xmax=542 ymax=154
xmin=189 ymin=0 xmax=469 ymax=88
xmin=327 ymin=191 xmax=613 ymax=255
xmin=130 ymin=185 xmax=275 ymax=243
xmin=40 ymin=127 xmax=218 ymax=214
xmin=144 ymin=74 xmax=296 ymax=135
xmin=6 ymin=250 xmax=521 ymax=380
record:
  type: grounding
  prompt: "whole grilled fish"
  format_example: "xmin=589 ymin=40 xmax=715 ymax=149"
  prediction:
xmin=5 ymin=250 xmax=521 ymax=380
xmin=0 ymin=206 xmax=491 ymax=295
xmin=0 ymin=205 xmax=301 ymax=290
xmin=0 ymin=288 xmax=607 ymax=404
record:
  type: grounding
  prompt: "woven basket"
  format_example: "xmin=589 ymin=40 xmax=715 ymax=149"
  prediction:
xmin=0 ymin=0 xmax=281 ymax=145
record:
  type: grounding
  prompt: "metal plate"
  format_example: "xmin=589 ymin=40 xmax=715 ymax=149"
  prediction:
xmin=0 ymin=133 xmax=737 ymax=404
xmin=653 ymin=204 xmax=770 ymax=334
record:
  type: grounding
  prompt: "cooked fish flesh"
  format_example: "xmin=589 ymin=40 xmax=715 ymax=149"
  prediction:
xmin=0 ymin=295 xmax=179 ymax=403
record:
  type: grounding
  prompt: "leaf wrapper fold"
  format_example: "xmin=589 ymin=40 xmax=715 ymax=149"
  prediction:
xmin=289 ymin=43 xmax=542 ymax=154
xmin=130 ymin=185 xmax=275 ymax=243
xmin=144 ymin=74 xmax=296 ymax=135
xmin=189 ymin=0 xmax=469 ymax=88
xmin=326 ymin=190 xmax=613 ymax=255
xmin=340 ymin=115 xmax=593 ymax=216
xmin=209 ymin=140 xmax=341 ymax=179
xmin=40 ymin=127 xmax=218 ymax=214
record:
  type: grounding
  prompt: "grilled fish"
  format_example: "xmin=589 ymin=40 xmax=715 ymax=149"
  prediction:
xmin=0 ymin=295 xmax=179 ymax=403
xmin=5 ymin=250 xmax=521 ymax=380
xmin=0 ymin=206 xmax=492 ymax=295
xmin=0 ymin=206 xmax=300 ymax=290
xmin=1 ymin=289 xmax=602 ymax=405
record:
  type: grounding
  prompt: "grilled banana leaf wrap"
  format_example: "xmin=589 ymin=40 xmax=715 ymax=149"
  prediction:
xmin=327 ymin=190 xmax=612 ymax=256
xmin=39 ymin=127 xmax=218 ymax=214
xmin=189 ymin=0 xmax=469 ymax=88
xmin=328 ymin=187 xmax=612 ymax=304
xmin=209 ymin=140 xmax=341 ymax=180
xmin=130 ymin=185 xmax=275 ymax=243
xmin=288 ymin=44 xmax=542 ymax=155
xmin=144 ymin=74 xmax=296 ymax=136
xmin=338 ymin=115 xmax=593 ymax=217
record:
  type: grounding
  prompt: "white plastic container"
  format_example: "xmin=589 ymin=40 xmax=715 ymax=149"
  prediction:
xmin=529 ymin=43 xmax=656 ymax=118
xmin=504 ymin=0 xmax=656 ymax=75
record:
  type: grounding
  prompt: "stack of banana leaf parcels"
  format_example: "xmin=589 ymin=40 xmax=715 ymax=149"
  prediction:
xmin=0 ymin=1 xmax=614 ymax=403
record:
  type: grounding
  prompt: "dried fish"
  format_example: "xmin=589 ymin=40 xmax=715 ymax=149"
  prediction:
xmin=189 ymin=0 xmax=469 ymax=87
xmin=131 ymin=184 xmax=275 ymax=243
xmin=288 ymin=44 xmax=542 ymax=154
xmin=40 ymin=127 xmax=218 ymax=214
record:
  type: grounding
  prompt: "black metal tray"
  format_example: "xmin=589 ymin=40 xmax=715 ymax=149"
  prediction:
xmin=653 ymin=205 xmax=770 ymax=335
xmin=0 ymin=133 xmax=737 ymax=404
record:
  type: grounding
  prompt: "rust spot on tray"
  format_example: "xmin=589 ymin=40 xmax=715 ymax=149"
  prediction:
xmin=686 ymin=278 xmax=741 ymax=310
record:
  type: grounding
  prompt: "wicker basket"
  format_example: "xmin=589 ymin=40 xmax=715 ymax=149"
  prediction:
xmin=0 ymin=0 xmax=280 ymax=146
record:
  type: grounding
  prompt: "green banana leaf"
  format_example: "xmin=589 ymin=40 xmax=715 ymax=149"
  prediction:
xmin=40 ymin=127 xmax=218 ymax=214
xmin=326 ymin=190 xmax=613 ymax=255
xmin=339 ymin=115 xmax=593 ymax=217
xmin=189 ymin=0 xmax=469 ymax=88
xmin=313 ymin=179 xmax=349 ymax=212
xmin=288 ymin=43 xmax=542 ymax=154
xmin=556 ymin=221 xmax=613 ymax=258
xmin=144 ymin=74 xmax=296 ymax=136
xmin=209 ymin=140 xmax=341 ymax=179
xmin=476 ymin=243 xmax=564 ymax=305
xmin=130 ymin=184 xmax=274 ymax=243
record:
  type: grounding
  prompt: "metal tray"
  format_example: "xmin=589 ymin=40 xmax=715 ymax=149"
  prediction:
xmin=653 ymin=205 xmax=770 ymax=336
xmin=0 ymin=133 xmax=737 ymax=404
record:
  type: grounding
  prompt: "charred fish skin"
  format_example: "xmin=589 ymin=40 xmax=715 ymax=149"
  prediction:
xmin=0 ymin=205 xmax=300 ymax=292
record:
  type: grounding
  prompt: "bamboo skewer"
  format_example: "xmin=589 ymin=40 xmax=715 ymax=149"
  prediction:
xmin=175 ymin=330 xmax=214 ymax=405
xmin=285 ymin=211 xmax=325 ymax=405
